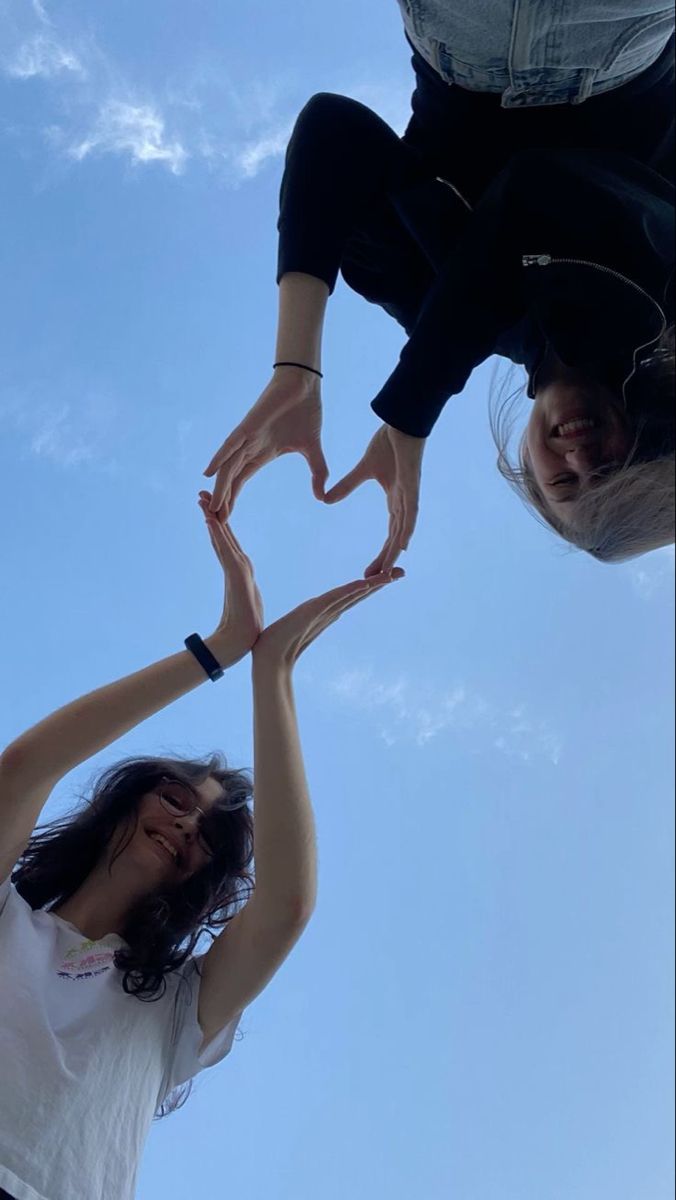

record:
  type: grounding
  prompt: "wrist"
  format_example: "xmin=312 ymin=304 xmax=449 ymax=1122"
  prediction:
xmin=251 ymin=643 xmax=293 ymax=681
xmin=203 ymin=631 xmax=236 ymax=671
xmin=272 ymin=363 xmax=321 ymax=389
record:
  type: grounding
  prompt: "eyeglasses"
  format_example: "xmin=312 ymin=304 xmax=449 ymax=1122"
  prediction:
xmin=154 ymin=776 xmax=249 ymax=858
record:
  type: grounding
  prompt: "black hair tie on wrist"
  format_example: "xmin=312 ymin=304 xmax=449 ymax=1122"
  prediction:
xmin=273 ymin=361 xmax=323 ymax=378
xmin=184 ymin=634 xmax=224 ymax=681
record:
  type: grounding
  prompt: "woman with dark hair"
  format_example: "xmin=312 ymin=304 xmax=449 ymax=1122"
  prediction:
xmin=203 ymin=27 xmax=674 ymax=566
xmin=0 ymin=494 xmax=402 ymax=1200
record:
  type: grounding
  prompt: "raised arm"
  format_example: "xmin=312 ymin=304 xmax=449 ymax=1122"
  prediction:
xmin=204 ymin=270 xmax=330 ymax=516
xmin=0 ymin=498 xmax=263 ymax=880
xmin=196 ymin=510 xmax=405 ymax=1038
xmin=204 ymin=91 xmax=461 ymax=520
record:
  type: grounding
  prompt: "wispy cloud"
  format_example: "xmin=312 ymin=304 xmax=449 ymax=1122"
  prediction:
xmin=1 ymin=3 xmax=413 ymax=183
xmin=67 ymin=100 xmax=187 ymax=173
xmin=29 ymin=0 xmax=52 ymax=24
xmin=627 ymin=546 xmax=675 ymax=600
xmin=2 ymin=4 xmax=187 ymax=176
xmin=0 ymin=388 xmax=119 ymax=471
xmin=229 ymin=122 xmax=293 ymax=180
xmin=328 ymin=667 xmax=563 ymax=764
xmin=6 ymin=34 xmax=84 ymax=80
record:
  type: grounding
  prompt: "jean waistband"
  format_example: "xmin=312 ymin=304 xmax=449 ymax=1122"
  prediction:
xmin=400 ymin=1 xmax=674 ymax=108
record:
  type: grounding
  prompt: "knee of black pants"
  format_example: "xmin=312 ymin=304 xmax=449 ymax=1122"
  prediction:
xmin=290 ymin=92 xmax=416 ymax=181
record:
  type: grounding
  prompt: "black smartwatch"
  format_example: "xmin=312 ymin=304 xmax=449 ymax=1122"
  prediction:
xmin=184 ymin=634 xmax=225 ymax=681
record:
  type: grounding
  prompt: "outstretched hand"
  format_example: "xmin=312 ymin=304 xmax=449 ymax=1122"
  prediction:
xmin=324 ymin=424 xmax=425 ymax=576
xmin=203 ymin=371 xmax=329 ymax=518
xmin=253 ymin=568 xmax=405 ymax=671
xmin=198 ymin=492 xmax=264 ymax=667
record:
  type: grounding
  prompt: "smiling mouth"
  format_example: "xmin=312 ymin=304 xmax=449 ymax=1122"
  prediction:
xmin=145 ymin=829 xmax=180 ymax=866
xmin=550 ymin=416 xmax=600 ymax=439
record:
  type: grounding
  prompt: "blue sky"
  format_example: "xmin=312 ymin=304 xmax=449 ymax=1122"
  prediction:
xmin=1 ymin=3 xmax=674 ymax=1199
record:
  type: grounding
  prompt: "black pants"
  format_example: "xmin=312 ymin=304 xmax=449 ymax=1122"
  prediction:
xmin=277 ymin=93 xmax=470 ymax=335
xmin=405 ymin=35 xmax=675 ymax=199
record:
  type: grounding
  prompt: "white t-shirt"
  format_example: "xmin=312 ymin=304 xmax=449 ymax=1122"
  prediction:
xmin=0 ymin=874 xmax=241 ymax=1200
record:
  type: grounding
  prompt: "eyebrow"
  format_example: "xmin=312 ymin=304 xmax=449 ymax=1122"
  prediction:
xmin=162 ymin=778 xmax=197 ymax=799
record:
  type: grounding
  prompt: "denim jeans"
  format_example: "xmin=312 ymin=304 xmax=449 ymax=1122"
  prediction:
xmin=396 ymin=0 xmax=675 ymax=106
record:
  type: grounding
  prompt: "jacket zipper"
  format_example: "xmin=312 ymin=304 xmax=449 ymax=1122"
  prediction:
xmin=522 ymin=254 xmax=667 ymax=335
xmin=436 ymin=176 xmax=473 ymax=212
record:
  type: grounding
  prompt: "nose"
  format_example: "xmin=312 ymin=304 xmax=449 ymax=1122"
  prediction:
xmin=565 ymin=444 xmax=604 ymax=472
xmin=173 ymin=806 xmax=206 ymax=839
xmin=172 ymin=814 xmax=197 ymax=841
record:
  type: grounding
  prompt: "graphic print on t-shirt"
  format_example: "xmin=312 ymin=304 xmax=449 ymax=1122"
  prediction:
xmin=57 ymin=936 xmax=120 ymax=981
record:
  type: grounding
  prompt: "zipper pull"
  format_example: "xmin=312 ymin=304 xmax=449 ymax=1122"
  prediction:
xmin=522 ymin=254 xmax=552 ymax=267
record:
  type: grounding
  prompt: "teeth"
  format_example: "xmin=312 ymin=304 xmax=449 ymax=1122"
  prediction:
xmin=149 ymin=832 xmax=178 ymax=861
xmin=557 ymin=418 xmax=596 ymax=436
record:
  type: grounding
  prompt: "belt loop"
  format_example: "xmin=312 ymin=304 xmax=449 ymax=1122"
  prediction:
xmin=571 ymin=69 xmax=596 ymax=105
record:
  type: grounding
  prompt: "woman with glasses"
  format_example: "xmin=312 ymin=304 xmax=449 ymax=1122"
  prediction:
xmin=0 ymin=494 xmax=402 ymax=1200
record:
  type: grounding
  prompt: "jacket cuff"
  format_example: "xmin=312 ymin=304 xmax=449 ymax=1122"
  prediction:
xmin=370 ymin=365 xmax=449 ymax=438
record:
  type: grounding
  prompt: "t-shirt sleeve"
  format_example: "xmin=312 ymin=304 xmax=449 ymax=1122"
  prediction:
xmin=159 ymin=953 xmax=242 ymax=1102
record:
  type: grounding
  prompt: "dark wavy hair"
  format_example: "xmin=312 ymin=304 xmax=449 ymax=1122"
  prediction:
xmin=11 ymin=753 xmax=254 ymax=1118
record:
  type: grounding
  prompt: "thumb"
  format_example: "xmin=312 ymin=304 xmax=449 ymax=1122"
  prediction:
xmin=323 ymin=459 xmax=368 ymax=504
xmin=304 ymin=441 xmax=330 ymax=500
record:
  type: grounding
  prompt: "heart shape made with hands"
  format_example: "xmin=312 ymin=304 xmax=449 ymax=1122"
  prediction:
xmin=196 ymin=486 xmax=405 ymax=666
xmin=202 ymin=415 xmax=424 ymax=581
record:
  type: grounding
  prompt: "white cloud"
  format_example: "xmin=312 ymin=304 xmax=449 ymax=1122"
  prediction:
xmin=29 ymin=404 xmax=95 ymax=466
xmin=230 ymin=122 xmax=293 ymax=180
xmin=68 ymin=100 xmax=187 ymax=173
xmin=31 ymin=0 xmax=52 ymax=23
xmin=328 ymin=667 xmax=562 ymax=764
xmin=6 ymin=34 xmax=84 ymax=80
xmin=627 ymin=546 xmax=675 ymax=600
xmin=1 ymin=3 xmax=413 ymax=183
xmin=0 ymin=389 xmax=119 ymax=471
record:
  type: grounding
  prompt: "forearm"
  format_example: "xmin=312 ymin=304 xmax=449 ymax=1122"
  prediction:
xmin=274 ymin=272 xmax=329 ymax=374
xmin=2 ymin=633 xmax=229 ymax=790
xmin=249 ymin=656 xmax=317 ymax=920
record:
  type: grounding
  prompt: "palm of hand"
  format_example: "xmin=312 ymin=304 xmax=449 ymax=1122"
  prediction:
xmin=221 ymin=580 xmax=264 ymax=665
xmin=198 ymin=500 xmax=265 ymax=665
xmin=253 ymin=570 xmax=403 ymax=668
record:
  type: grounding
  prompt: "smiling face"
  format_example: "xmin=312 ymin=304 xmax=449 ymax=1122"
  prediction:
xmin=127 ymin=775 xmax=227 ymax=883
xmin=525 ymin=363 xmax=633 ymax=523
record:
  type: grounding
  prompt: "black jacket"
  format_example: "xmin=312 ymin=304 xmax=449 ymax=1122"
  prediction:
xmin=370 ymin=148 xmax=674 ymax=438
xmin=403 ymin=34 xmax=675 ymax=200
